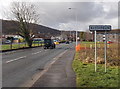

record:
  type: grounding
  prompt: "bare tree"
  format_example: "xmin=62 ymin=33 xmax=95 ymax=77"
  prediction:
xmin=80 ymin=32 xmax=85 ymax=42
xmin=11 ymin=2 xmax=39 ymax=47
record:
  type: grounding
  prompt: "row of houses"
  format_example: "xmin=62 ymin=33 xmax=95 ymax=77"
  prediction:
xmin=1 ymin=29 xmax=119 ymax=43
xmin=56 ymin=29 xmax=119 ymax=43
xmin=96 ymin=30 xmax=119 ymax=42
xmin=85 ymin=29 xmax=119 ymax=42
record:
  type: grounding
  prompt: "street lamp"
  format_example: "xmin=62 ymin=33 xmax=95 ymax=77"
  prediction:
xmin=68 ymin=8 xmax=78 ymax=47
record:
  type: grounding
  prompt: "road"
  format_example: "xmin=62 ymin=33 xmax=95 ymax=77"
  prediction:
xmin=2 ymin=43 xmax=75 ymax=87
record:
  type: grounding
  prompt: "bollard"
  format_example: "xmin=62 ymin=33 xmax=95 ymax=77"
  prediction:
xmin=90 ymin=44 xmax=92 ymax=49
xmin=76 ymin=44 xmax=80 ymax=51
xmin=99 ymin=44 xmax=100 ymax=49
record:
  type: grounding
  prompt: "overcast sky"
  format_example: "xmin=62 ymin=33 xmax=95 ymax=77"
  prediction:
xmin=0 ymin=0 xmax=119 ymax=31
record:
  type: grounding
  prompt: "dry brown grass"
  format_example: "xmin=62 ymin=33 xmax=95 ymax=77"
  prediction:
xmin=77 ymin=42 xmax=119 ymax=66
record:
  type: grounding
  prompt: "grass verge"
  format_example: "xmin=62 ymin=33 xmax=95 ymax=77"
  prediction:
xmin=72 ymin=53 xmax=119 ymax=87
xmin=1 ymin=43 xmax=44 ymax=51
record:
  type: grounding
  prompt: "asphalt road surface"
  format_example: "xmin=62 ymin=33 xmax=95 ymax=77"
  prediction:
xmin=2 ymin=43 xmax=75 ymax=87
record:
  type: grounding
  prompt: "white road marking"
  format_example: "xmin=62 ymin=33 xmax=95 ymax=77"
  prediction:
xmin=6 ymin=50 xmax=42 ymax=63
xmin=32 ymin=51 xmax=41 ymax=55
xmin=6 ymin=56 xmax=26 ymax=64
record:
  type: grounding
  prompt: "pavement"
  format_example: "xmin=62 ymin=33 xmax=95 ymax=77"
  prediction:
xmin=32 ymin=45 xmax=76 ymax=87
xmin=2 ymin=43 xmax=76 ymax=87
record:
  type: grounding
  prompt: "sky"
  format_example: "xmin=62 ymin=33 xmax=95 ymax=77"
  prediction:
xmin=0 ymin=0 xmax=119 ymax=31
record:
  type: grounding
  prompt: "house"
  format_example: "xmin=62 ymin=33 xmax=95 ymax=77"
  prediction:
xmin=83 ymin=29 xmax=119 ymax=42
xmin=96 ymin=30 xmax=119 ymax=42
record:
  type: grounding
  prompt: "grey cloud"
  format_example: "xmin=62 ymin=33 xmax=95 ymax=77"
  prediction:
xmin=35 ymin=2 xmax=106 ymax=28
xmin=7 ymin=2 xmax=117 ymax=30
xmin=105 ymin=2 xmax=118 ymax=19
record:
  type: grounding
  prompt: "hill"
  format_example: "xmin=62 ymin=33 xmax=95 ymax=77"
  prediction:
xmin=2 ymin=20 xmax=61 ymax=38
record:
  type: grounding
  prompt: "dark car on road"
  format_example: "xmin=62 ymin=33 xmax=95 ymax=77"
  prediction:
xmin=44 ymin=39 xmax=56 ymax=49
xmin=65 ymin=41 xmax=69 ymax=44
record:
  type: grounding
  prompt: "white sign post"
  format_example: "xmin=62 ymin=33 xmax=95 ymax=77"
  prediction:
xmin=89 ymin=25 xmax=111 ymax=72
xmin=94 ymin=30 xmax=97 ymax=72
xmin=104 ymin=31 xmax=107 ymax=72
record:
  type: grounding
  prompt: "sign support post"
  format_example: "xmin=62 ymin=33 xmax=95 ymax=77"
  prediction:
xmin=95 ymin=30 xmax=97 ymax=72
xmin=104 ymin=31 xmax=107 ymax=72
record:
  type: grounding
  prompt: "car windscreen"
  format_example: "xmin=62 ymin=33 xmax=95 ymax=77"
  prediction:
xmin=44 ymin=39 xmax=52 ymax=43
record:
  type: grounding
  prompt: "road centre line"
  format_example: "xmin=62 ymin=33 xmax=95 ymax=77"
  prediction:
xmin=32 ymin=52 xmax=40 ymax=55
xmin=6 ymin=56 xmax=26 ymax=64
xmin=32 ymin=51 xmax=41 ymax=55
xmin=6 ymin=50 xmax=42 ymax=64
xmin=31 ymin=50 xmax=48 ymax=55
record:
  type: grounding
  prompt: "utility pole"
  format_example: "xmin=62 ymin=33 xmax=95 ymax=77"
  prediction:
xmin=68 ymin=8 xmax=78 ymax=46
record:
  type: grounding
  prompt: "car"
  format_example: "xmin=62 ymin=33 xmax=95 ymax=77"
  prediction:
xmin=65 ymin=41 xmax=69 ymax=44
xmin=44 ymin=39 xmax=56 ymax=49
xmin=4 ymin=40 xmax=11 ymax=44
xmin=59 ymin=40 xmax=66 ymax=43
xmin=54 ymin=41 xmax=59 ymax=45
xmin=107 ymin=41 xmax=113 ymax=44
xmin=53 ymin=40 xmax=60 ymax=45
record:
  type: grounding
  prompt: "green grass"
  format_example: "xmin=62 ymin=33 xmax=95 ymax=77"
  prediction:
xmin=1 ymin=43 xmax=44 ymax=50
xmin=72 ymin=58 xmax=119 ymax=87
xmin=73 ymin=41 xmax=119 ymax=87
xmin=1 ymin=44 xmax=27 ymax=50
